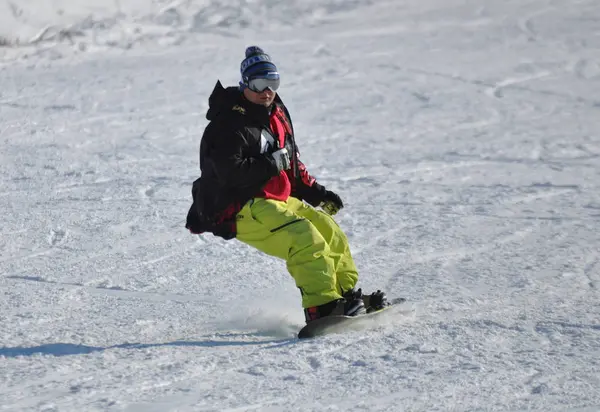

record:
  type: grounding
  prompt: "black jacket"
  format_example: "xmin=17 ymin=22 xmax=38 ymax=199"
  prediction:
xmin=185 ymin=81 xmax=326 ymax=239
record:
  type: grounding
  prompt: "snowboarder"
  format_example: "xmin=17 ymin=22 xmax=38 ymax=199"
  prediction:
xmin=186 ymin=46 xmax=388 ymax=323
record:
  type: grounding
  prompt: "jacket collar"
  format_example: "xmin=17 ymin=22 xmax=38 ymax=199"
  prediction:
xmin=206 ymin=80 xmax=286 ymax=127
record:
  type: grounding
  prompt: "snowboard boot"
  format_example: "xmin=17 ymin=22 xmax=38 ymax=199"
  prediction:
xmin=304 ymin=297 xmax=366 ymax=323
xmin=344 ymin=288 xmax=389 ymax=313
xmin=364 ymin=289 xmax=389 ymax=313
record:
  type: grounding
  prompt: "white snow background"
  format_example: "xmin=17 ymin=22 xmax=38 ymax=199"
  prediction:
xmin=1 ymin=0 xmax=600 ymax=411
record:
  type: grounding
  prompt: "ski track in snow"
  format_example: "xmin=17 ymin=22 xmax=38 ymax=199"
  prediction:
xmin=2 ymin=0 xmax=600 ymax=411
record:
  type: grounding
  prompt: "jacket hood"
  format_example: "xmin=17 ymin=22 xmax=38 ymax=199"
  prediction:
xmin=206 ymin=81 xmax=243 ymax=121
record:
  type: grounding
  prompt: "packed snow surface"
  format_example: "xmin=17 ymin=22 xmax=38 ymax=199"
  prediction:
xmin=1 ymin=0 xmax=600 ymax=411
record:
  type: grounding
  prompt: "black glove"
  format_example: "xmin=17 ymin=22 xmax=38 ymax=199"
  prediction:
xmin=268 ymin=148 xmax=291 ymax=172
xmin=320 ymin=190 xmax=344 ymax=215
xmin=296 ymin=183 xmax=344 ymax=215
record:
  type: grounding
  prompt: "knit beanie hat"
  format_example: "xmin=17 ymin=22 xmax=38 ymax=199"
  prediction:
xmin=240 ymin=46 xmax=278 ymax=84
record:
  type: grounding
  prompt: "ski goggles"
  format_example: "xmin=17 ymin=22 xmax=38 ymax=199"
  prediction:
xmin=247 ymin=73 xmax=280 ymax=93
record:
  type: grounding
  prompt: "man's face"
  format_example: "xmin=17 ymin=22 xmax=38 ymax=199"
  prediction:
xmin=243 ymin=87 xmax=277 ymax=107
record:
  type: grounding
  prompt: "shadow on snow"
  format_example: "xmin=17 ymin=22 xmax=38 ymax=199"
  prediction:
xmin=0 ymin=336 xmax=296 ymax=358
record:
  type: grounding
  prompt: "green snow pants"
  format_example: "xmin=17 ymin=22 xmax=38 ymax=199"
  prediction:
xmin=235 ymin=196 xmax=359 ymax=308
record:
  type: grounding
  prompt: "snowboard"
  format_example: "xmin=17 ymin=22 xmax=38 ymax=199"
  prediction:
xmin=297 ymin=298 xmax=407 ymax=339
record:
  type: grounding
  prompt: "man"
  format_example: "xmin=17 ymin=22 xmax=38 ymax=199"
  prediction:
xmin=186 ymin=46 xmax=388 ymax=323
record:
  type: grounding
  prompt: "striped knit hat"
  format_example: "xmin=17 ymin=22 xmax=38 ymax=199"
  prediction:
xmin=240 ymin=46 xmax=279 ymax=85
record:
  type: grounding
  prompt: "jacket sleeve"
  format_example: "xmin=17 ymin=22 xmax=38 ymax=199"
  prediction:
xmin=296 ymin=158 xmax=315 ymax=187
xmin=209 ymin=126 xmax=278 ymax=190
xmin=288 ymin=153 xmax=327 ymax=207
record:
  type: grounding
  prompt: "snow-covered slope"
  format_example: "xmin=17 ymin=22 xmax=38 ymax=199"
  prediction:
xmin=1 ymin=0 xmax=600 ymax=411
xmin=0 ymin=0 xmax=384 ymax=62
